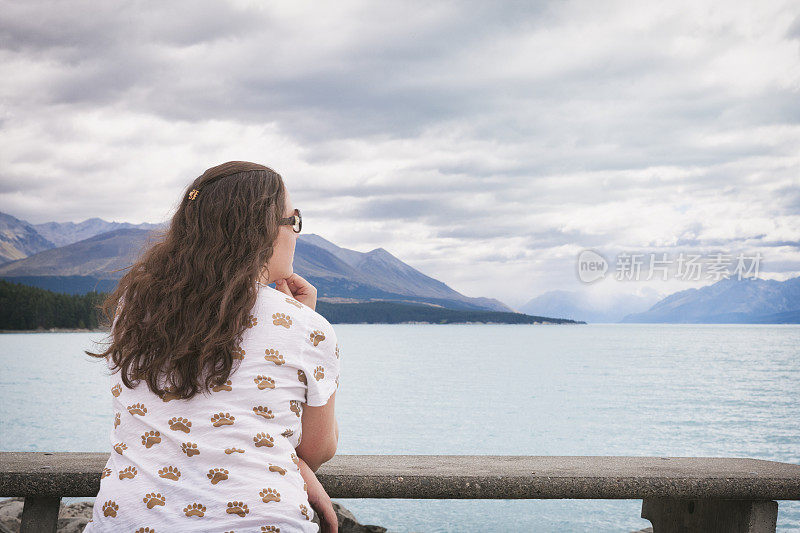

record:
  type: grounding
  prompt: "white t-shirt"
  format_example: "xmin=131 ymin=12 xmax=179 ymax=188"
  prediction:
xmin=83 ymin=282 xmax=340 ymax=532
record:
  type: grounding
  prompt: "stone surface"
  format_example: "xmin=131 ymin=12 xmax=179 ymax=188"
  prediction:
xmin=0 ymin=497 xmax=388 ymax=533
xmin=3 ymin=453 xmax=800 ymax=500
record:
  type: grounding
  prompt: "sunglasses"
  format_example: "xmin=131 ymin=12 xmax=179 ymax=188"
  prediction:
xmin=279 ymin=208 xmax=302 ymax=233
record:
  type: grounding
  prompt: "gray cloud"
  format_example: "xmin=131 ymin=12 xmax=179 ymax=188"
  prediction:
xmin=1 ymin=0 xmax=799 ymax=307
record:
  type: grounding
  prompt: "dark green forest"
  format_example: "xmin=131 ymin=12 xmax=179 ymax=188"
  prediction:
xmin=0 ymin=279 xmax=581 ymax=330
xmin=0 ymin=279 xmax=107 ymax=330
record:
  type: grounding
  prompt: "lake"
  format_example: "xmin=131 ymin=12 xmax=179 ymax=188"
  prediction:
xmin=1 ymin=324 xmax=798 ymax=532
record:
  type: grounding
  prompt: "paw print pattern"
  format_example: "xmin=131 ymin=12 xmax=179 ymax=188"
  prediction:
xmin=181 ymin=442 xmax=199 ymax=457
xmin=253 ymin=406 xmax=274 ymax=419
xmin=290 ymin=453 xmax=300 ymax=468
xmin=207 ymin=467 xmax=229 ymax=484
xmin=111 ymin=384 xmax=121 ymax=397
xmin=281 ymin=428 xmax=294 ymax=438
xmin=183 ymin=502 xmax=205 ymax=517
xmin=127 ymin=403 xmax=147 ymax=416
xmin=253 ymin=432 xmax=274 ymax=447
xmin=158 ymin=466 xmax=181 ymax=480
xmin=168 ymin=416 xmax=191 ymax=433
xmin=141 ymin=430 xmax=161 ymax=448
xmin=225 ymin=447 xmax=245 ymax=454
xmin=335 ymin=343 xmax=340 ymax=359
xmin=268 ymin=464 xmax=287 ymax=475
xmin=113 ymin=442 xmax=127 ymax=455
xmin=310 ymin=330 xmax=326 ymax=346
xmin=226 ymin=501 xmax=250 ymax=517
xmin=260 ymin=487 xmax=281 ymax=503
xmin=135 ymin=528 xmax=155 ymax=533
xmin=119 ymin=466 xmax=137 ymax=480
xmin=232 ymin=346 xmax=245 ymax=360
xmin=102 ymin=500 xmax=118 ymax=517
xmin=161 ymin=389 xmax=181 ymax=402
xmin=143 ymin=493 xmax=165 ymax=509
xmin=246 ymin=314 xmax=258 ymax=328
xmin=285 ymin=297 xmax=303 ymax=308
xmin=262 ymin=526 xmax=280 ymax=532
xmin=335 ymin=375 xmax=339 ymax=389
xmin=303 ymin=481 xmax=308 ymax=492
xmin=264 ymin=348 xmax=285 ymax=365
xmin=297 ymin=369 xmax=307 ymax=385
xmin=101 ymin=467 xmax=112 ymax=479
xmin=211 ymin=412 xmax=235 ymax=427
xmin=114 ymin=412 xmax=120 ymax=428
xmin=289 ymin=400 xmax=301 ymax=417
xmin=254 ymin=375 xmax=275 ymax=390
xmin=272 ymin=313 xmax=292 ymax=328
xmin=313 ymin=366 xmax=325 ymax=381
xmin=300 ymin=503 xmax=310 ymax=520
xmin=211 ymin=380 xmax=232 ymax=392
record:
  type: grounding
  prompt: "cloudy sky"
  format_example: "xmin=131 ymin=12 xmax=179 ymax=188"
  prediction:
xmin=1 ymin=0 xmax=799 ymax=309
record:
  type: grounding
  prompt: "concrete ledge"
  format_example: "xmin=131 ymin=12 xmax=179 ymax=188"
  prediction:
xmin=1 ymin=452 xmax=799 ymax=500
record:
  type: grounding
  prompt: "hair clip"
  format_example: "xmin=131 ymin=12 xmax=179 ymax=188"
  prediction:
xmin=188 ymin=189 xmax=200 ymax=200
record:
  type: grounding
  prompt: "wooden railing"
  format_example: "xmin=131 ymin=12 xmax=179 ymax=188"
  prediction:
xmin=2 ymin=452 xmax=799 ymax=532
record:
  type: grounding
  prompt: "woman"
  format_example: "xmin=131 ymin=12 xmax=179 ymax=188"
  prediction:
xmin=83 ymin=161 xmax=341 ymax=532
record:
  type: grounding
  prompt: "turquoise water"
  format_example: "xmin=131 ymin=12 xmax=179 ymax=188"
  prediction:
xmin=1 ymin=324 xmax=798 ymax=532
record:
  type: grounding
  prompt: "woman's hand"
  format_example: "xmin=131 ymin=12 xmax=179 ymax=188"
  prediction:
xmin=275 ymin=273 xmax=317 ymax=310
xmin=297 ymin=456 xmax=338 ymax=533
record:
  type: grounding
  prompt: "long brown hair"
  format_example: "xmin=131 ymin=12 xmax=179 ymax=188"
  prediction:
xmin=86 ymin=161 xmax=288 ymax=400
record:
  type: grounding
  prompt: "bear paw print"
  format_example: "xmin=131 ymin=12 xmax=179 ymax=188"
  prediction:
xmin=303 ymin=481 xmax=308 ymax=492
xmin=158 ymin=465 xmax=181 ymax=480
xmin=143 ymin=493 xmax=165 ymax=509
xmin=212 ymin=379 xmax=233 ymax=392
xmin=232 ymin=346 xmax=245 ymax=360
xmin=127 ymin=403 xmax=147 ymax=416
xmin=254 ymin=375 xmax=275 ymax=390
xmin=299 ymin=503 xmax=310 ymax=520
xmin=102 ymin=500 xmax=118 ymax=517
xmin=262 ymin=526 xmax=280 ymax=532
xmin=268 ymin=464 xmax=287 ymax=475
xmin=264 ymin=348 xmax=285 ymax=365
xmin=225 ymin=447 xmax=245 ymax=454
xmin=226 ymin=501 xmax=249 ymax=517
xmin=101 ymin=467 xmax=112 ymax=479
xmin=297 ymin=369 xmax=307 ymax=385
xmin=271 ymin=313 xmax=292 ymax=328
xmin=289 ymin=400 xmax=302 ymax=417
xmin=134 ymin=528 xmax=155 ymax=533
xmin=141 ymin=430 xmax=161 ymax=448
xmin=285 ymin=297 xmax=303 ymax=308
xmin=313 ymin=366 xmax=325 ymax=381
xmin=111 ymin=384 xmax=121 ymax=397
xmin=181 ymin=442 xmax=199 ymax=457
xmin=168 ymin=416 xmax=192 ymax=433
xmin=207 ymin=467 xmax=229 ymax=484
xmin=281 ymin=428 xmax=294 ymax=438
xmin=114 ymin=412 xmax=120 ymax=429
xmin=290 ymin=453 xmax=300 ymax=467
xmin=211 ymin=412 xmax=235 ymax=427
xmin=260 ymin=487 xmax=281 ymax=503
xmin=118 ymin=466 xmax=137 ymax=480
xmin=160 ymin=388 xmax=181 ymax=402
xmin=310 ymin=330 xmax=326 ymax=346
xmin=246 ymin=314 xmax=258 ymax=328
xmin=183 ymin=502 xmax=205 ymax=517
xmin=253 ymin=432 xmax=274 ymax=448
xmin=335 ymin=343 xmax=340 ymax=359
xmin=113 ymin=442 xmax=127 ymax=455
xmin=253 ymin=406 xmax=274 ymax=419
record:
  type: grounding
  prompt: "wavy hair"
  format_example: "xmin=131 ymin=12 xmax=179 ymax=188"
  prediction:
xmin=85 ymin=161 xmax=288 ymax=400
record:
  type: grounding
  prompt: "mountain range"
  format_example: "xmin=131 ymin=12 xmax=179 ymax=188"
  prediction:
xmin=0 ymin=211 xmax=514 ymax=313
